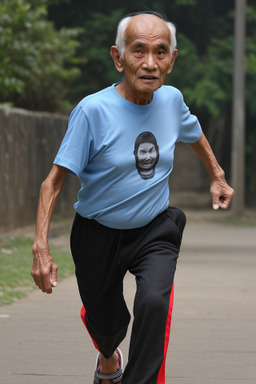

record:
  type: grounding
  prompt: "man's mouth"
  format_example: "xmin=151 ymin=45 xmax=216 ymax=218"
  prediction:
xmin=139 ymin=76 xmax=158 ymax=80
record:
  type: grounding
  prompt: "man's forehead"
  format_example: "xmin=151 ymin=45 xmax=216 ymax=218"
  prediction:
xmin=138 ymin=142 xmax=156 ymax=149
xmin=125 ymin=14 xmax=171 ymax=44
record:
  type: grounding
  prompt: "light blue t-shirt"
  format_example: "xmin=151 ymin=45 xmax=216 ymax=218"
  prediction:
xmin=54 ymin=84 xmax=202 ymax=229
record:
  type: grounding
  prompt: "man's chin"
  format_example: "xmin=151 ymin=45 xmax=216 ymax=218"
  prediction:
xmin=137 ymin=79 xmax=161 ymax=92
xmin=138 ymin=168 xmax=155 ymax=180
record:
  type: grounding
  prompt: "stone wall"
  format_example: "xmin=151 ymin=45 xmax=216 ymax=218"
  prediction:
xmin=0 ymin=105 xmax=209 ymax=234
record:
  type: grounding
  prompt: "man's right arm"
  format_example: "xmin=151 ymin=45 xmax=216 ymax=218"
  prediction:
xmin=31 ymin=164 xmax=69 ymax=294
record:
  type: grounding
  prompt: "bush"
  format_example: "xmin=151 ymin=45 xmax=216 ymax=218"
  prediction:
xmin=0 ymin=0 xmax=82 ymax=112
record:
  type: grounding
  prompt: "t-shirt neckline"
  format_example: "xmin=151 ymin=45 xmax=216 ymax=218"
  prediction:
xmin=112 ymin=81 xmax=158 ymax=111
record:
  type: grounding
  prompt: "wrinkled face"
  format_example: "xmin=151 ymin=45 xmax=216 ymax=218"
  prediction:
xmin=134 ymin=135 xmax=160 ymax=180
xmin=120 ymin=15 xmax=177 ymax=103
xmin=137 ymin=142 xmax=158 ymax=169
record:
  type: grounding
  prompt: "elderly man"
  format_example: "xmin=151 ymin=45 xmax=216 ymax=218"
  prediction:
xmin=31 ymin=11 xmax=234 ymax=384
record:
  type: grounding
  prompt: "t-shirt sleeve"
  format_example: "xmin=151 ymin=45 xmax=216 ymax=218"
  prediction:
xmin=53 ymin=106 xmax=93 ymax=176
xmin=177 ymin=92 xmax=202 ymax=143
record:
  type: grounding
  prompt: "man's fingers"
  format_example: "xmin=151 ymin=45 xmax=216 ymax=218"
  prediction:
xmin=210 ymin=183 xmax=221 ymax=210
xmin=219 ymin=201 xmax=229 ymax=209
xmin=31 ymin=270 xmax=41 ymax=290
xmin=212 ymin=194 xmax=232 ymax=210
xmin=31 ymin=268 xmax=52 ymax=293
xmin=42 ymin=267 xmax=53 ymax=293
xmin=31 ymin=249 xmax=58 ymax=294
xmin=219 ymin=187 xmax=235 ymax=210
xmin=219 ymin=193 xmax=234 ymax=209
xmin=212 ymin=202 xmax=220 ymax=210
xmin=50 ymin=264 xmax=58 ymax=287
xmin=211 ymin=193 xmax=220 ymax=210
xmin=210 ymin=181 xmax=234 ymax=211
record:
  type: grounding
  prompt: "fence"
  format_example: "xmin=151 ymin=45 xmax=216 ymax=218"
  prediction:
xmin=0 ymin=105 xmax=79 ymax=233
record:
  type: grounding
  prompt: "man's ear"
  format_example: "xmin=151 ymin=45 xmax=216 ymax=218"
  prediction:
xmin=110 ymin=45 xmax=124 ymax=73
xmin=167 ymin=49 xmax=178 ymax=74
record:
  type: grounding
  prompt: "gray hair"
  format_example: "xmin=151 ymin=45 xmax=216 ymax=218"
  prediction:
xmin=115 ymin=13 xmax=177 ymax=59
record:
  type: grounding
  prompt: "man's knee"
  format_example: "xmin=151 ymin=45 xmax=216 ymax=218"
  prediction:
xmin=135 ymin=289 xmax=170 ymax=320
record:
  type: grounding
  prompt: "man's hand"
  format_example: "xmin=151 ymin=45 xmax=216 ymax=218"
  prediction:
xmin=31 ymin=244 xmax=58 ymax=294
xmin=210 ymin=175 xmax=234 ymax=210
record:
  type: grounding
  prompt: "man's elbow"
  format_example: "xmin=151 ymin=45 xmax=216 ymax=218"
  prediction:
xmin=40 ymin=165 xmax=68 ymax=198
xmin=40 ymin=176 xmax=63 ymax=200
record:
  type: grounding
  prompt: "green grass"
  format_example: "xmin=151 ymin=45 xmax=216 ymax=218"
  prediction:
xmin=0 ymin=236 xmax=74 ymax=306
xmin=228 ymin=217 xmax=256 ymax=227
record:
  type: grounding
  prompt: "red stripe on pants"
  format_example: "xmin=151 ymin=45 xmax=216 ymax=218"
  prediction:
xmin=157 ymin=283 xmax=175 ymax=384
xmin=80 ymin=305 xmax=101 ymax=352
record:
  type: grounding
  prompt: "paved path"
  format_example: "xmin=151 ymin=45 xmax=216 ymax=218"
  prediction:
xmin=1 ymin=213 xmax=256 ymax=383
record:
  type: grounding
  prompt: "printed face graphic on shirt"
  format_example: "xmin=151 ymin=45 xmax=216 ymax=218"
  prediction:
xmin=134 ymin=132 xmax=159 ymax=180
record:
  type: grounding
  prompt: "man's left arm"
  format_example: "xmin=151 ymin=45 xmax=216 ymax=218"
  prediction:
xmin=189 ymin=132 xmax=234 ymax=210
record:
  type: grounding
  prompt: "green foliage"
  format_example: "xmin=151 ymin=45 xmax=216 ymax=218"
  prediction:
xmin=164 ymin=2 xmax=234 ymax=117
xmin=71 ymin=9 xmax=124 ymax=102
xmin=0 ymin=0 xmax=82 ymax=112
xmin=176 ymin=0 xmax=198 ymax=5
xmin=169 ymin=34 xmax=233 ymax=117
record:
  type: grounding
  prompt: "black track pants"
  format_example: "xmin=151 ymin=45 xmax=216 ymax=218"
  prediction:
xmin=70 ymin=207 xmax=186 ymax=384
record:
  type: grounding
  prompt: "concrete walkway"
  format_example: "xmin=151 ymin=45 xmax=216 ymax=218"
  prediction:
xmin=1 ymin=212 xmax=256 ymax=383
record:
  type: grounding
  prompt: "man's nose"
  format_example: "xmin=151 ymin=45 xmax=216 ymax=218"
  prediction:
xmin=145 ymin=152 xmax=152 ymax=160
xmin=142 ymin=54 xmax=157 ymax=70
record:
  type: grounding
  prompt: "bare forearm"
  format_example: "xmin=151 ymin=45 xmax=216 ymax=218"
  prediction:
xmin=33 ymin=165 xmax=68 ymax=247
xmin=34 ymin=182 xmax=61 ymax=245
xmin=189 ymin=132 xmax=224 ymax=181
xmin=189 ymin=132 xmax=234 ymax=209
